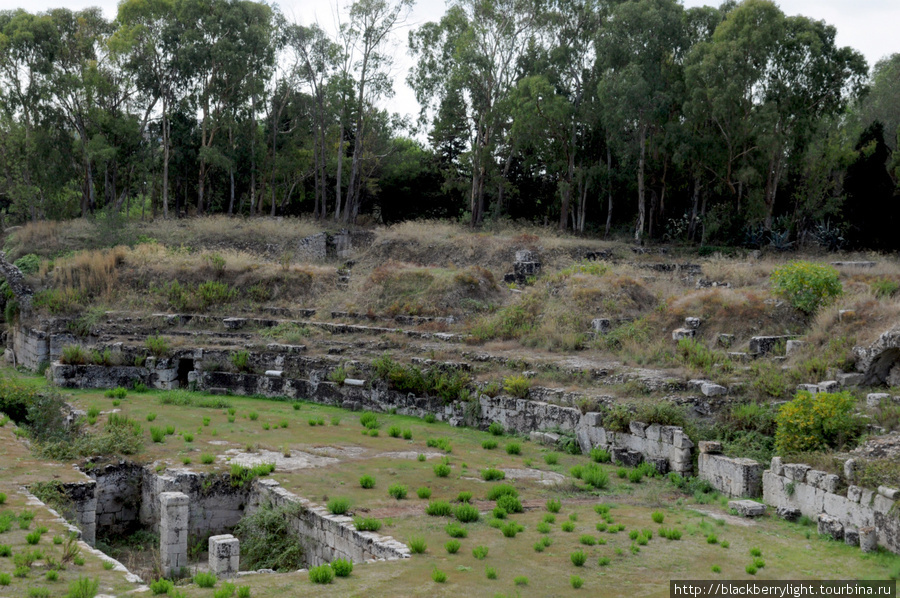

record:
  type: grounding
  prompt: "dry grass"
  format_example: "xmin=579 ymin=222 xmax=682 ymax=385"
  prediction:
xmin=51 ymin=246 xmax=128 ymax=298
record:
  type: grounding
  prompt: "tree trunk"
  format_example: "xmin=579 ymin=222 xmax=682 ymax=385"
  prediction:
xmin=688 ymin=174 xmax=701 ymax=242
xmin=605 ymin=144 xmax=613 ymax=238
xmin=635 ymin=123 xmax=647 ymax=242
xmin=335 ymin=128 xmax=344 ymax=221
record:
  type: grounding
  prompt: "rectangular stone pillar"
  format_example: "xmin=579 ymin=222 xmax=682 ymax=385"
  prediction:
xmin=209 ymin=534 xmax=240 ymax=577
xmin=159 ymin=492 xmax=189 ymax=577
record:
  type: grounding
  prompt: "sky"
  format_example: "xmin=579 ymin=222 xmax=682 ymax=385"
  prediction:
xmin=2 ymin=0 xmax=897 ymax=128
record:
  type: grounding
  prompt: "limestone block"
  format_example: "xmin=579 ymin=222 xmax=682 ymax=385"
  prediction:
xmin=860 ymin=526 xmax=877 ymax=553
xmin=844 ymin=527 xmax=860 ymax=546
xmin=264 ymin=370 xmax=283 ymax=378
xmin=699 ymin=441 xmax=723 ymax=454
xmin=797 ymin=384 xmax=820 ymax=393
xmin=861 ymin=488 xmax=875 ymax=506
xmin=818 ymin=513 xmax=843 ymax=540
xmin=728 ymin=500 xmax=766 ymax=517
xmin=672 ymin=430 xmax=693 ymax=450
xmin=629 ymin=421 xmax=647 ymax=438
xmin=223 ymin=318 xmax=247 ymax=330
xmin=591 ymin=319 xmax=611 ymax=334
xmin=867 ymin=393 xmax=890 ymax=407
xmin=701 ymin=383 xmax=727 ymax=397
xmin=684 ymin=317 xmax=701 ymax=330
xmin=529 ymin=431 xmax=560 ymax=446
xmin=749 ymin=336 xmax=793 ymax=356
xmin=344 ymin=379 xmax=365 ymax=387
xmin=785 ymin=340 xmax=805 ymax=356
xmin=209 ymin=535 xmax=240 ymax=578
xmin=878 ymin=486 xmax=900 ymax=500
xmin=645 ymin=424 xmax=661 ymax=442
xmin=806 ymin=470 xmax=826 ymax=489
xmin=837 ymin=372 xmax=864 ymax=387
xmin=783 ymin=464 xmax=811 ymax=482
xmin=822 ymin=475 xmax=840 ymax=494
xmin=844 ymin=459 xmax=857 ymax=483
xmin=771 ymin=456 xmax=784 ymax=476
xmin=776 ymin=506 xmax=801 ymax=521
xmin=847 ymin=486 xmax=863 ymax=503
xmin=672 ymin=328 xmax=695 ymax=341
xmin=818 ymin=380 xmax=839 ymax=393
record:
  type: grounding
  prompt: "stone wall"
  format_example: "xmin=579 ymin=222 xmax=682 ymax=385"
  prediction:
xmin=89 ymin=462 xmax=144 ymax=536
xmin=697 ymin=442 xmax=762 ymax=498
xmin=249 ymin=479 xmax=409 ymax=567
xmin=51 ymin=358 xmax=182 ymax=391
xmin=763 ymin=457 xmax=900 ymax=554
xmin=575 ymin=416 xmax=693 ymax=475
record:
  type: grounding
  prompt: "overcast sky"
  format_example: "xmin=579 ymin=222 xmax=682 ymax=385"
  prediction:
xmin=2 ymin=0 xmax=897 ymax=129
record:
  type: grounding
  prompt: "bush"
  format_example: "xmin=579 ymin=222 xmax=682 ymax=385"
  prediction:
xmin=492 ymin=506 xmax=507 ymax=519
xmin=537 ymin=522 xmax=551 ymax=533
xmin=388 ymin=484 xmax=408 ymax=500
xmin=546 ymin=498 xmax=561 ymax=513
xmin=481 ymin=439 xmax=498 ymax=450
xmin=481 ymin=468 xmax=505 ymax=481
xmin=359 ymin=412 xmax=379 ymax=428
xmin=487 ymin=484 xmax=518 ymax=500
xmin=327 ymin=497 xmax=350 ymax=515
xmin=505 ymin=442 xmax=521 ymax=455
xmin=359 ymin=475 xmax=376 ymax=489
xmin=473 ymin=545 xmax=488 ymax=560
xmin=233 ymin=503 xmax=304 ymax=571
xmin=445 ymin=539 xmax=461 ymax=554
xmin=230 ymin=350 xmax=251 ymax=373
xmin=388 ymin=425 xmax=401 ymax=438
xmin=433 ymin=463 xmax=451 ymax=478
xmin=353 ymin=517 xmax=382 ymax=532
xmin=426 ymin=500 xmax=453 ymax=516
xmin=590 ymin=447 xmax=611 ymax=463
xmin=503 ymin=375 xmax=530 ymax=398
xmin=496 ymin=494 xmax=523 ymax=514
xmin=651 ymin=511 xmax=664 ymax=524
xmin=485 ymin=566 xmax=497 ymax=579
xmin=60 ymin=345 xmax=90 ymax=365
xmin=628 ymin=468 xmax=644 ymax=483
xmin=514 ymin=575 xmax=529 ymax=586
xmin=145 ymin=335 xmax=169 ymax=358
xmin=408 ymin=536 xmax=427 ymax=554
xmin=775 ymin=390 xmax=862 ymax=454
xmin=501 ymin=521 xmax=521 ymax=537
xmin=308 ymin=564 xmax=334 ymax=584
xmin=455 ymin=504 xmax=480 ymax=523
xmin=446 ymin=522 xmax=468 ymax=538
xmin=194 ymin=572 xmax=217 ymax=588
xmin=331 ymin=558 xmax=352 ymax=577
xmin=544 ymin=452 xmax=559 ymax=465
xmin=65 ymin=577 xmax=99 ymax=598
xmin=598 ymin=556 xmax=611 ymax=566
xmin=431 ymin=568 xmax=447 ymax=583
xmin=561 ymin=521 xmax=575 ymax=532
xmin=770 ymin=261 xmax=842 ymax=314
xmin=659 ymin=527 xmax=682 ymax=540
xmin=457 ymin=491 xmax=473 ymax=503
xmin=581 ymin=464 xmax=610 ymax=489
xmin=149 ymin=579 xmax=174 ymax=595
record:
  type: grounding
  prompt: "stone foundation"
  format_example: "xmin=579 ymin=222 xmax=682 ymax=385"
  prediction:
xmin=697 ymin=442 xmax=762 ymax=497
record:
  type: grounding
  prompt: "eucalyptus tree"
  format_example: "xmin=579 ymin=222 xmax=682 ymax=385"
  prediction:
xmin=410 ymin=0 xmax=542 ymax=226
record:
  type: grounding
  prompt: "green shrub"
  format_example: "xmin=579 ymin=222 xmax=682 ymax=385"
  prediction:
xmin=105 ymin=387 xmax=127 ymax=399
xmin=872 ymin=278 xmax=899 ymax=298
xmin=327 ymin=367 xmax=347 ymax=385
xmin=60 ymin=345 xmax=90 ymax=365
xmin=308 ymin=564 xmax=334 ymax=584
xmin=500 ymin=521 xmax=522 ymax=537
xmin=651 ymin=511 xmax=664 ymax=524
xmin=571 ymin=574 xmax=584 ymax=588
xmin=433 ymin=463 xmax=451 ymax=478
xmin=485 ymin=566 xmax=497 ymax=578
xmin=331 ymin=558 xmax=352 ymax=577
xmin=230 ymin=350 xmax=251 ymax=373
xmin=455 ymin=504 xmax=480 ymax=523
xmin=26 ymin=530 xmax=41 ymax=545
xmin=659 ymin=527 xmax=682 ymax=540
xmin=446 ymin=522 xmax=468 ymax=538
xmin=496 ymin=494 xmax=523 ymax=514
xmin=145 ymin=335 xmax=169 ymax=358
xmin=750 ymin=547 xmax=762 ymax=557
xmin=359 ymin=412 xmax=378 ymax=428
xmin=327 ymin=497 xmax=350 ymax=515
xmin=481 ymin=438 xmax=498 ymax=450
xmin=149 ymin=579 xmax=174 ymax=595
xmin=388 ymin=484 xmax=408 ymax=500
xmin=770 ymin=261 xmax=842 ymax=314
xmin=503 ymin=375 xmax=530 ymax=398
xmin=746 ymin=564 xmax=758 ymax=575
xmin=481 ymin=467 xmax=505 ymax=481
xmin=65 ymin=576 xmax=99 ymax=598
xmin=473 ymin=545 xmax=489 ymax=560
xmin=487 ymin=484 xmax=518 ymax=500
xmin=561 ymin=521 xmax=575 ymax=532
xmin=150 ymin=427 xmax=165 ymax=443
xmin=537 ymin=522 xmax=551 ymax=534
xmin=514 ymin=575 xmax=529 ymax=586
xmin=533 ymin=540 xmax=545 ymax=552
xmin=505 ymin=442 xmax=521 ymax=455
xmin=425 ymin=500 xmax=453 ymax=516
xmin=775 ymin=390 xmax=862 ymax=454
xmin=431 ymin=568 xmax=447 ymax=583
xmin=46 ymin=570 xmax=58 ymax=581
xmin=444 ymin=539 xmax=461 ymax=554
xmin=353 ymin=517 xmax=382 ymax=532
xmin=194 ymin=572 xmax=216 ymax=588
xmin=0 ymin=544 xmax=10 ymax=556
xmin=236 ymin=586 xmax=250 ymax=598
xmin=544 ymin=452 xmax=559 ymax=465
xmin=707 ymin=534 xmax=718 ymax=544
xmin=387 ymin=425 xmax=402 ymax=438
xmin=457 ymin=491 xmax=473 ymax=503
xmin=628 ymin=468 xmax=644 ymax=483
xmin=492 ymin=506 xmax=507 ymax=519
xmin=232 ymin=503 xmax=304 ymax=571
xmin=408 ymin=536 xmax=427 ymax=554
xmin=712 ymin=564 xmax=722 ymax=573
xmin=487 ymin=421 xmax=504 ymax=436
xmin=581 ymin=464 xmax=610 ymax=489
xmin=546 ymin=498 xmax=561 ymax=513
xmin=598 ymin=556 xmax=611 ymax=566
xmin=590 ymin=447 xmax=611 ymax=463
xmin=416 ymin=486 xmax=432 ymax=499
xmin=423 ymin=413 xmax=436 ymax=423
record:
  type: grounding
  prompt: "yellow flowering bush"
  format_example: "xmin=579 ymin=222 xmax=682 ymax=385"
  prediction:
xmin=774 ymin=390 xmax=862 ymax=455
xmin=770 ymin=261 xmax=841 ymax=314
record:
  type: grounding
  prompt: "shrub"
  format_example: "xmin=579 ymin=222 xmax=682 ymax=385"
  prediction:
xmin=423 ymin=413 xmax=436 ymax=423
xmin=194 ymin=572 xmax=217 ymax=588
xmin=534 ymin=540 xmax=545 ymax=552
xmin=754 ymin=557 xmax=766 ymax=568
xmin=46 ymin=570 xmax=58 ymax=581
xmin=201 ymin=454 xmax=215 ymax=465
xmin=651 ymin=511 xmax=664 ymax=524
xmin=433 ymin=463 xmax=451 ymax=478
xmin=746 ymin=564 xmax=758 ymax=575
xmin=581 ymin=464 xmax=610 ymax=489
xmin=105 ymin=387 xmax=127 ymax=399
xmin=503 ymin=376 xmax=530 ymax=398
xmin=481 ymin=439 xmax=498 ymax=450
xmin=414 ymin=486 xmax=432 ymax=501
xmin=150 ymin=579 xmax=174 ymax=595
xmin=0 ymin=544 xmax=10 ymax=556
xmin=60 ymin=345 xmax=90 ymax=365
xmin=571 ymin=575 xmax=584 ymax=589
xmin=331 ymin=558 xmax=352 ymax=577
xmin=505 ymin=442 xmax=521 ymax=455
xmin=65 ymin=578 xmax=100 ymax=598
xmin=598 ymin=556 xmax=611 ymax=566
xmin=455 ymin=504 xmax=480 ymax=523
xmin=537 ymin=522 xmax=551 ymax=534
xmin=514 ymin=575 xmax=529 ymax=586
xmin=233 ymin=503 xmax=304 ymax=571
xmin=150 ymin=427 xmax=165 ymax=443
xmin=770 ymin=261 xmax=842 ymax=314
xmin=145 ymin=335 xmax=169 ymax=358
xmin=496 ymin=494 xmax=523 ymax=514
xmin=544 ymin=513 xmax=557 ymax=523
xmin=660 ymin=527 xmax=682 ymax=540
xmin=446 ymin=523 xmax=468 ymax=538
xmin=26 ymin=530 xmax=41 ymax=544
xmin=872 ymin=278 xmax=899 ymax=298
xmin=457 ymin=491 xmax=473 ymax=503
xmin=590 ymin=447 xmax=611 ymax=463
xmin=327 ymin=497 xmax=350 ymax=515
xmin=546 ymin=498 xmax=561 ymax=513
xmin=445 ymin=539 xmax=461 ymax=554
xmin=431 ymin=568 xmax=447 ymax=583
xmin=487 ymin=421 xmax=505 ymax=436
xmin=775 ymin=390 xmax=862 ymax=454
xmin=387 ymin=425 xmax=401 ymax=438
xmin=473 ymin=545 xmax=489 ymax=560
xmin=353 ymin=517 xmax=382 ymax=532
xmin=327 ymin=367 xmax=347 ymax=385
xmin=750 ymin=547 xmax=762 ymax=557
xmin=487 ymin=484 xmax=518 ymax=500
xmin=402 ymin=428 xmax=412 ymax=439
xmin=237 ymin=587 xmax=250 ymax=598
xmin=485 ymin=566 xmax=497 ymax=579
xmin=501 ymin=522 xmax=520 ymax=538
xmin=408 ymin=536 xmax=427 ymax=554
xmin=426 ymin=501 xmax=453 ymax=516
xmin=712 ymin=565 xmax=721 ymax=573
xmin=492 ymin=506 xmax=507 ymax=519
xmin=561 ymin=521 xmax=575 ymax=532
xmin=628 ymin=468 xmax=644 ymax=483
xmin=544 ymin=452 xmax=559 ymax=465
xmin=481 ymin=467 xmax=505 ymax=481
xmin=580 ymin=534 xmax=596 ymax=546
xmin=308 ymin=564 xmax=334 ymax=584
xmin=707 ymin=534 xmax=718 ymax=544
xmin=388 ymin=484 xmax=408 ymax=500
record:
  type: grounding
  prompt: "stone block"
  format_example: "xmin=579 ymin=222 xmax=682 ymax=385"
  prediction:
xmin=672 ymin=328 xmax=695 ymax=341
xmin=344 ymin=378 xmax=365 ymax=387
xmin=859 ymin=526 xmax=877 ymax=553
xmin=847 ymin=486 xmax=863 ymax=503
xmin=529 ymin=431 xmax=561 ymax=446
xmin=749 ymin=336 xmax=793 ymax=356
xmin=783 ymin=464 xmax=811 ymax=482
xmin=591 ymin=318 xmax=611 ymax=334
xmin=844 ymin=459 xmax=857 ymax=482
xmin=644 ymin=424 xmax=661 ymax=442
xmin=264 ymin=370 xmax=283 ymax=378
xmin=629 ymin=421 xmax=647 ymax=438
xmin=861 ymin=488 xmax=875 ymax=506
xmin=209 ymin=535 xmax=240 ymax=578
xmin=837 ymin=372 xmax=864 ymax=387
xmin=672 ymin=430 xmax=693 ymax=450
xmin=785 ymin=340 xmax=805 ymax=356
xmin=610 ymin=447 xmax=642 ymax=468
xmin=701 ymin=383 xmax=727 ymax=397
xmin=844 ymin=528 xmax=860 ymax=546
xmin=699 ymin=441 xmax=723 ymax=454
xmin=818 ymin=513 xmax=844 ymax=541
xmin=797 ymin=384 xmax=820 ymax=393
xmin=817 ymin=380 xmax=839 ymax=393
xmin=822 ymin=474 xmax=840 ymax=494
xmin=867 ymin=393 xmax=890 ymax=407
xmin=776 ymin=506 xmax=801 ymax=522
xmin=770 ymin=456 xmax=784 ymax=476
xmin=728 ymin=500 xmax=766 ymax=517
xmin=878 ymin=486 xmax=900 ymax=501
xmin=223 ymin=318 xmax=246 ymax=330
xmin=806 ymin=470 xmax=826 ymax=489
xmin=684 ymin=317 xmax=701 ymax=330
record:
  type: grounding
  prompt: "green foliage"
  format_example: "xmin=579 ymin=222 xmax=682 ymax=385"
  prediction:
xmin=60 ymin=345 xmax=90 ymax=365
xmin=230 ymin=350 xmax=251 ymax=373
xmin=149 ymin=579 xmax=174 ymax=595
xmin=502 ymin=375 xmax=530 ymax=398
xmin=145 ymin=335 xmax=169 ymax=358
xmin=775 ymin=390 xmax=862 ymax=454
xmin=457 ymin=491 xmax=473 ymax=503
xmin=481 ymin=467 xmax=505 ymax=481
xmin=454 ymin=504 xmax=480 ymax=523
xmin=388 ymin=484 xmax=408 ymax=499
xmin=331 ymin=558 xmax=352 ymax=577
xmin=327 ymin=497 xmax=350 ymax=515
xmin=487 ymin=421 xmax=504 ymax=436
xmin=158 ymin=391 xmax=230 ymax=408
xmin=308 ymin=564 xmax=334 ymax=584
xmin=571 ymin=550 xmax=587 ymax=566
xmin=65 ymin=577 xmax=99 ymax=598
xmin=676 ymin=339 xmax=734 ymax=376
xmin=659 ymin=527 xmax=682 ymax=540
xmin=546 ymin=498 xmax=561 ymax=513
xmin=486 ymin=484 xmax=517 ymax=501
xmin=233 ymin=502 xmax=304 ymax=572
xmin=505 ymin=442 xmax=521 ymax=455
xmin=408 ymin=536 xmax=427 ymax=554
xmin=496 ymin=494 xmax=523 ymax=514
xmin=544 ymin=452 xmax=559 ymax=465
xmin=416 ymin=487 xmax=432 ymax=499
xmin=353 ymin=517 xmax=382 ymax=532
xmin=431 ymin=568 xmax=447 ymax=583
xmin=561 ymin=521 xmax=575 ymax=532
xmin=581 ymin=464 xmax=610 ymax=489
xmin=590 ymin=448 xmax=611 ymax=463
xmin=444 ymin=539 xmax=461 ymax=554
xmin=473 ymin=545 xmax=489 ymax=560
xmin=229 ymin=463 xmax=275 ymax=489
xmin=770 ymin=261 xmax=842 ymax=314
xmin=651 ymin=511 xmax=664 ymax=524
xmin=871 ymin=278 xmax=899 ymax=298
xmin=500 ymin=521 xmax=523 ymax=537
xmin=433 ymin=463 xmax=451 ymax=477
xmin=359 ymin=475 xmax=376 ymax=489
xmin=194 ymin=572 xmax=217 ymax=588
xmin=426 ymin=500 xmax=453 ymax=517
xmin=481 ymin=439 xmax=498 ymax=450
xmin=446 ymin=522 xmax=468 ymax=538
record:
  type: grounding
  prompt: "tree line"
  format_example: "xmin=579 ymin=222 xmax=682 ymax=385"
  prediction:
xmin=0 ymin=0 xmax=898 ymax=248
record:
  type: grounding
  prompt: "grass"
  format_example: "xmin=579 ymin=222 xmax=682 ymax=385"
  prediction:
xmin=388 ymin=484 xmax=408 ymax=500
